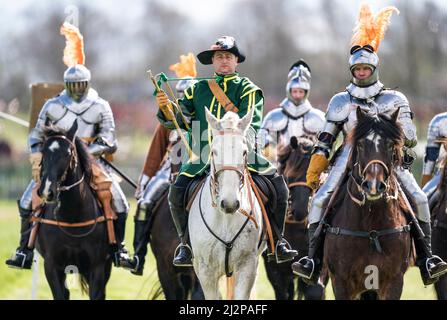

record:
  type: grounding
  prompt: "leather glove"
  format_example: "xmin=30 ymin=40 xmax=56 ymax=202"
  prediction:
xmin=156 ymin=91 xmax=169 ymax=108
xmin=29 ymin=152 xmax=42 ymax=182
xmin=306 ymin=153 xmax=329 ymax=190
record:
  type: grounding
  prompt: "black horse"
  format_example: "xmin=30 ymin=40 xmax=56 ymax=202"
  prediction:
xmin=262 ymin=136 xmax=325 ymax=300
xmin=35 ymin=122 xmax=112 ymax=300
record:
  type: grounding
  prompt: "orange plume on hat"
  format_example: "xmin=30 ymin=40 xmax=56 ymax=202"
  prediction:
xmin=351 ymin=3 xmax=399 ymax=52
xmin=60 ymin=22 xmax=85 ymax=67
xmin=169 ymin=53 xmax=197 ymax=78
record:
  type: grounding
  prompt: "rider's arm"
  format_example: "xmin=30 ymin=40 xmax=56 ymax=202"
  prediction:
xmin=88 ymin=100 xmax=118 ymax=156
xmin=422 ymin=114 xmax=443 ymax=183
xmin=306 ymin=93 xmax=346 ymax=190
xmin=393 ymin=92 xmax=417 ymax=148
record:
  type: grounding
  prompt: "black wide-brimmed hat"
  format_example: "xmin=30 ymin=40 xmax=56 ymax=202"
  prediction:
xmin=197 ymin=36 xmax=246 ymax=65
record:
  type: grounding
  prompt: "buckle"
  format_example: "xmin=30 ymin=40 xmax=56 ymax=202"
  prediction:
xmin=369 ymin=230 xmax=378 ymax=240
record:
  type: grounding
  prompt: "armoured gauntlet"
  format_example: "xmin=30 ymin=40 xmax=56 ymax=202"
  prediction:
xmin=29 ymin=152 xmax=42 ymax=182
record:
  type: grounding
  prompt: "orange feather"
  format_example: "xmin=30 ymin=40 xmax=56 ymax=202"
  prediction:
xmin=351 ymin=3 xmax=399 ymax=52
xmin=169 ymin=53 xmax=197 ymax=78
xmin=60 ymin=22 xmax=85 ymax=67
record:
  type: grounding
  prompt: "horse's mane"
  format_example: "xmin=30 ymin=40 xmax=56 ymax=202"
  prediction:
xmin=277 ymin=136 xmax=313 ymax=178
xmin=348 ymin=112 xmax=405 ymax=166
xmin=42 ymin=125 xmax=93 ymax=184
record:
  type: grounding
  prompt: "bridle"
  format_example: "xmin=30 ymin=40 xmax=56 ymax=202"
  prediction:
xmin=42 ymin=135 xmax=84 ymax=196
xmin=348 ymin=145 xmax=398 ymax=206
xmin=209 ymin=129 xmax=247 ymax=207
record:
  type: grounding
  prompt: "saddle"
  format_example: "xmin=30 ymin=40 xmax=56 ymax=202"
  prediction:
xmin=183 ymin=172 xmax=276 ymax=212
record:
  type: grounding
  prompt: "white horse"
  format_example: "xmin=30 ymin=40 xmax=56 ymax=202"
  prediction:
xmin=189 ymin=108 xmax=266 ymax=300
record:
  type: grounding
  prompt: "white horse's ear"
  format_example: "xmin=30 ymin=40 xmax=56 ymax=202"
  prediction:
xmin=238 ymin=107 xmax=255 ymax=132
xmin=205 ymin=107 xmax=219 ymax=130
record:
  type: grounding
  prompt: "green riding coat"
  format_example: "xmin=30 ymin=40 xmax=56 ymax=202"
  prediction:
xmin=157 ymin=73 xmax=275 ymax=178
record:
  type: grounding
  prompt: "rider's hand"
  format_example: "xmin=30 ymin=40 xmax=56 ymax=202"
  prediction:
xmin=29 ymin=152 xmax=42 ymax=182
xmin=156 ymin=91 xmax=169 ymax=108
xmin=306 ymin=153 xmax=329 ymax=190
xmin=135 ymin=174 xmax=151 ymax=199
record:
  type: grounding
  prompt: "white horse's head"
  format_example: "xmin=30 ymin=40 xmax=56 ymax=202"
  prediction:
xmin=205 ymin=107 xmax=255 ymax=214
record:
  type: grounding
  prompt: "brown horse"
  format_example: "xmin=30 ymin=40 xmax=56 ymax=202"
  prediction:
xmin=324 ymin=108 xmax=412 ymax=300
xmin=429 ymin=156 xmax=447 ymax=299
xmin=148 ymin=191 xmax=204 ymax=299
xmin=262 ymin=136 xmax=325 ymax=300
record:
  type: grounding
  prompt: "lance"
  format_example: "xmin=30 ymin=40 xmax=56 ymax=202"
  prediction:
xmin=99 ymin=156 xmax=137 ymax=189
xmin=0 ymin=111 xmax=138 ymax=189
xmin=0 ymin=111 xmax=29 ymax=127
xmin=147 ymin=69 xmax=198 ymax=162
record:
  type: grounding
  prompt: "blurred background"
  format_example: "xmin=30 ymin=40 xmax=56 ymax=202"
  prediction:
xmin=0 ymin=0 xmax=446 ymax=299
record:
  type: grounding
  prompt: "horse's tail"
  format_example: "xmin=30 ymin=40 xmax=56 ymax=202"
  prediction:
xmin=226 ymin=276 xmax=235 ymax=300
xmin=79 ymin=275 xmax=89 ymax=296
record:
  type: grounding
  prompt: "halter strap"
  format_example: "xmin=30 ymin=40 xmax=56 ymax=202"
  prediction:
xmin=361 ymin=159 xmax=390 ymax=177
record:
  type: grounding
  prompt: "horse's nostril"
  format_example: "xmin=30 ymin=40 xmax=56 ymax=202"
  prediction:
xmin=361 ymin=181 xmax=370 ymax=192
xmin=377 ymin=182 xmax=387 ymax=193
xmin=235 ymin=200 xmax=240 ymax=210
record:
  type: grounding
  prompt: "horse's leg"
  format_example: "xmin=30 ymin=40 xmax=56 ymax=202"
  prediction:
xmin=156 ymin=260 xmax=180 ymax=300
xmin=43 ymin=260 xmax=69 ymax=300
xmin=194 ymin=262 xmax=221 ymax=300
xmin=331 ymin=277 xmax=354 ymax=300
xmin=304 ymin=282 xmax=326 ymax=300
xmin=435 ymin=275 xmax=447 ymax=300
xmin=88 ymin=264 xmax=107 ymax=300
xmin=233 ymin=258 xmax=258 ymax=300
xmin=262 ymin=255 xmax=291 ymax=300
xmin=381 ymin=276 xmax=404 ymax=300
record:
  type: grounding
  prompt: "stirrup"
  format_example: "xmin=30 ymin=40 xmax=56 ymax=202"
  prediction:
xmin=427 ymin=255 xmax=447 ymax=279
xmin=292 ymin=256 xmax=315 ymax=279
xmin=6 ymin=250 xmax=33 ymax=270
xmin=274 ymin=239 xmax=298 ymax=264
xmin=173 ymin=243 xmax=193 ymax=267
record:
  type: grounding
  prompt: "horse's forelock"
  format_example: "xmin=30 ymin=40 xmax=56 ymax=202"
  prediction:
xmin=278 ymin=138 xmax=313 ymax=179
xmin=350 ymin=113 xmax=404 ymax=147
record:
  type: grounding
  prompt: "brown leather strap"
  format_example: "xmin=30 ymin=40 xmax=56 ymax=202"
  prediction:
xmin=30 ymin=215 xmax=108 ymax=227
xmin=207 ymin=80 xmax=239 ymax=113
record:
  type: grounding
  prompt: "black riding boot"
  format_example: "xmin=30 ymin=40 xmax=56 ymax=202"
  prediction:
xmin=412 ymin=219 xmax=447 ymax=285
xmin=5 ymin=202 xmax=34 ymax=270
xmin=169 ymin=184 xmax=193 ymax=267
xmin=111 ymin=212 xmax=131 ymax=268
xmin=121 ymin=202 xmax=153 ymax=275
xmin=292 ymin=222 xmax=325 ymax=285
xmin=267 ymin=174 xmax=298 ymax=264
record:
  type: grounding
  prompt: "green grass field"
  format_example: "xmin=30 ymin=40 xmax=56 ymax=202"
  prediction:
xmin=0 ymin=199 xmax=439 ymax=300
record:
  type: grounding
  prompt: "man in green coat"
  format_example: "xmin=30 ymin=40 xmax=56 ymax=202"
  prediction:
xmin=156 ymin=36 xmax=298 ymax=266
